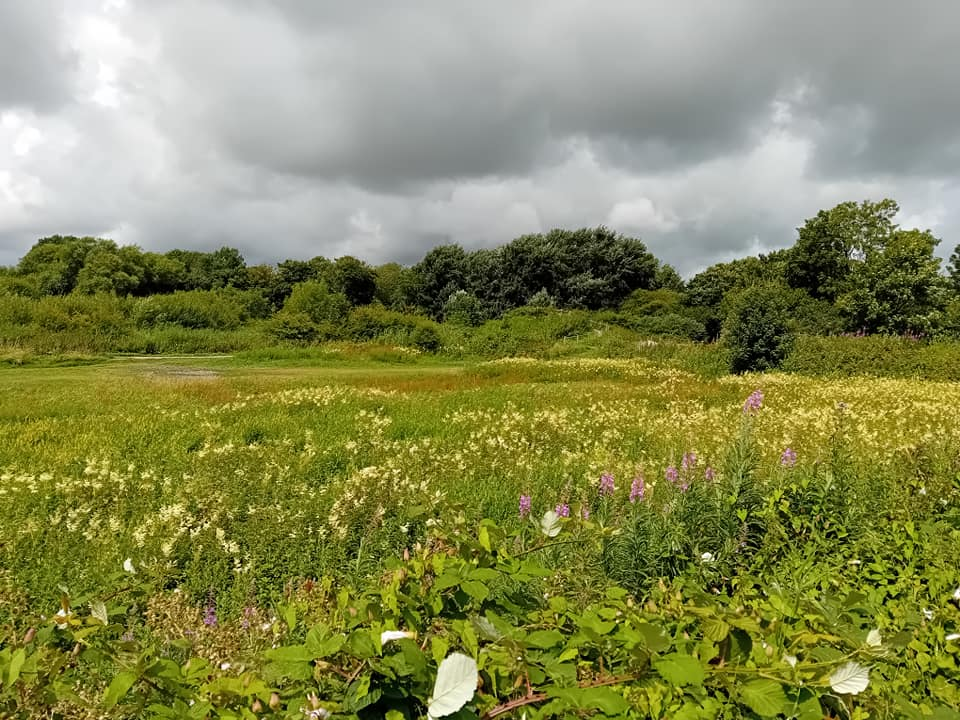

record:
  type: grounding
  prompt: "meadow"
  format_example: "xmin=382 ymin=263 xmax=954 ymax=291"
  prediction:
xmin=1 ymin=351 xmax=959 ymax=718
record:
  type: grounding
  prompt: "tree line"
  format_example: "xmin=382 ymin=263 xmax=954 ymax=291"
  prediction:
xmin=2 ymin=200 xmax=960 ymax=343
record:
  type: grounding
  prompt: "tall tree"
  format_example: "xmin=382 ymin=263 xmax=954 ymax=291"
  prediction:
xmin=784 ymin=199 xmax=899 ymax=301
xmin=328 ymin=256 xmax=377 ymax=306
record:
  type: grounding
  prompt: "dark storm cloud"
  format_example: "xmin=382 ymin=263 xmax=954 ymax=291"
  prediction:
xmin=1 ymin=0 xmax=959 ymax=274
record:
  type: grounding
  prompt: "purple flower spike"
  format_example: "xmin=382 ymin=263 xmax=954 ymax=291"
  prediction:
xmin=599 ymin=472 xmax=615 ymax=496
xmin=555 ymin=503 xmax=570 ymax=518
xmin=704 ymin=466 xmax=716 ymax=482
xmin=780 ymin=447 xmax=797 ymax=467
xmin=519 ymin=494 xmax=532 ymax=519
xmin=743 ymin=389 xmax=764 ymax=414
xmin=629 ymin=475 xmax=645 ymax=503
xmin=681 ymin=452 xmax=697 ymax=472
xmin=665 ymin=465 xmax=679 ymax=484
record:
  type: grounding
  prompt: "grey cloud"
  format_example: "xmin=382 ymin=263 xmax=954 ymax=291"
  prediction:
xmin=2 ymin=0 xmax=960 ymax=276
xmin=0 ymin=2 xmax=76 ymax=111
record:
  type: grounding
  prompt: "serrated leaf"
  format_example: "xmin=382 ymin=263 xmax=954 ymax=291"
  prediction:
xmin=740 ymin=679 xmax=791 ymax=717
xmin=428 ymin=653 xmax=478 ymax=719
xmin=653 ymin=652 xmax=705 ymax=687
xmin=103 ymin=670 xmax=137 ymax=708
xmin=829 ymin=661 xmax=870 ymax=695
xmin=461 ymin=580 xmax=489 ymax=603
xmin=540 ymin=510 xmax=561 ymax=538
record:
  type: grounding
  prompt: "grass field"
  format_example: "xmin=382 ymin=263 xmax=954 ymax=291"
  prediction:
xmin=1 ymin=354 xmax=959 ymax=717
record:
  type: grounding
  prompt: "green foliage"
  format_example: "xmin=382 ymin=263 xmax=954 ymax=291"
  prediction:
xmin=837 ymin=228 xmax=944 ymax=335
xmin=327 ymin=256 xmax=377 ymax=307
xmin=346 ymin=305 xmax=443 ymax=351
xmin=442 ymin=291 xmax=485 ymax=326
xmin=133 ymin=290 xmax=245 ymax=330
xmin=782 ymin=334 xmax=960 ymax=380
xmin=723 ymin=285 xmax=796 ymax=373
xmin=785 ymin=199 xmax=899 ymax=301
xmin=282 ymin=281 xmax=350 ymax=326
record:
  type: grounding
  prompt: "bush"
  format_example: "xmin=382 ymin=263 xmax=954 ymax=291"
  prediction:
xmin=346 ymin=305 xmax=443 ymax=351
xmin=282 ymin=281 xmax=349 ymax=325
xmin=723 ymin=285 xmax=796 ymax=373
xmin=782 ymin=334 xmax=960 ymax=380
xmin=133 ymin=290 xmax=243 ymax=330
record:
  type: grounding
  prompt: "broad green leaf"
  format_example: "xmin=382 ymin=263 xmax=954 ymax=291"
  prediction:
xmin=702 ymin=617 xmax=730 ymax=642
xmin=428 ymin=653 xmax=478 ymax=719
xmin=103 ymin=670 xmax=137 ymax=708
xmin=264 ymin=644 xmax=313 ymax=663
xmin=461 ymin=580 xmax=489 ymax=603
xmin=526 ymin=629 xmax=564 ymax=649
xmin=578 ymin=687 xmax=630 ymax=715
xmin=478 ymin=525 xmax=491 ymax=551
xmin=740 ymin=679 xmax=791 ymax=717
xmin=7 ymin=649 xmax=25 ymax=686
xmin=306 ymin=625 xmax=346 ymax=658
xmin=829 ymin=661 xmax=870 ymax=695
xmin=865 ymin=629 xmax=882 ymax=648
xmin=635 ymin=622 xmax=671 ymax=652
xmin=540 ymin=510 xmax=562 ymax=537
xmin=653 ymin=653 xmax=705 ymax=687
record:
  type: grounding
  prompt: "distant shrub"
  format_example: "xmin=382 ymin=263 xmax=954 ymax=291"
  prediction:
xmin=442 ymin=290 xmax=485 ymax=326
xmin=282 ymin=281 xmax=349 ymax=325
xmin=133 ymin=290 xmax=243 ymax=330
xmin=0 ymin=294 xmax=35 ymax=326
xmin=616 ymin=312 xmax=706 ymax=340
xmin=33 ymin=293 xmax=130 ymax=336
xmin=346 ymin=305 xmax=442 ymax=351
xmin=782 ymin=334 xmax=960 ymax=381
xmin=723 ymin=285 xmax=796 ymax=373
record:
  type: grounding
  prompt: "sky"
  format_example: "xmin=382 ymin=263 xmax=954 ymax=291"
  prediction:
xmin=1 ymin=1 xmax=959 ymax=276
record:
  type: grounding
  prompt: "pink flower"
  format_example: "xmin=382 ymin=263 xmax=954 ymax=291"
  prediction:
xmin=629 ymin=475 xmax=645 ymax=503
xmin=743 ymin=389 xmax=764 ymax=414
xmin=555 ymin=503 xmax=570 ymax=518
xmin=519 ymin=494 xmax=532 ymax=519
xmin=780 ymin=448 xmax=797 ymax=467
xmin=599 ymin=472 xmax=615 ymax=496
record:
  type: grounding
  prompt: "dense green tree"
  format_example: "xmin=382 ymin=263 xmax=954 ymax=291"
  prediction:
xmin=652 ymin=263 xmax=684 ymax=291
xmin=785 ymin=199 xmax=899 ymax=301
xmin=838 ymin=228 xmax=943 ymax=335
xmin=16 ymin=236 xmax=102 ymax=295
xmin=408 ymin=244 xmax=469 ymax=318
xmin=327 ymin=256 xmax=376 ymax=306
xmin=372 ymin=262 xmax=409 ymax=309
xmin=948 ymin=244 xmax=960 ymax=294
xmin=724 ymin=284 xmax=796 ymax=373
xmin=74 ymin=243 xmax=146 ymax=295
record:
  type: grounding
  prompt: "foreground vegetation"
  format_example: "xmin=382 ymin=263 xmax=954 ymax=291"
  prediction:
xmin=1 ymin=356 xmax=958 ymax=717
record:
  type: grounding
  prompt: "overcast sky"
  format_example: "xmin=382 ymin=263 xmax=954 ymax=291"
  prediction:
xmin=1 ymin=1 xmax=959 ymax=276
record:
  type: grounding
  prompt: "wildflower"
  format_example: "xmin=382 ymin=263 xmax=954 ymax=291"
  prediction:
xmin=743 ymin=389 xmax=764 ymax=414
xmin=122 ymin=558 xmax=136 ymax=574
xmin=700 ymin=552 xmax=714 ymax=563
xmin=581 ymin=505 xmax=590 ymax=520
xmin=380 ymin=629 xmax=416 ymax=644
xmin=121 ymin=631 xmax=135 ymax=643
xmin=665 ymin=466 xmax=679 ymax=484
xmin=519 ymin=494 xmax=532 ymax=519
xmin=203 ymin=597 xmax=218 ymax=627
xmin=681 ymin=452 xmax=697 ymax=472
xmin=555 ymin=503 xmax=570 ymax=518
xmin=780 ymin=447 xmax=797 ymax=467
xmin=704 ymin=466 xmax=716 ymax=482
xmin=241 ymin=606 xmax=256 ymax=630
xmin=598 ymin=472 xmax=615 ymax=496
xmin=629 ymin=475 xmax=645 ymax=503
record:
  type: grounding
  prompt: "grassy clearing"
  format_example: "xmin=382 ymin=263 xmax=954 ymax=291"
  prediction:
xmin=1 ymin=356 xmax=958 ymax=717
